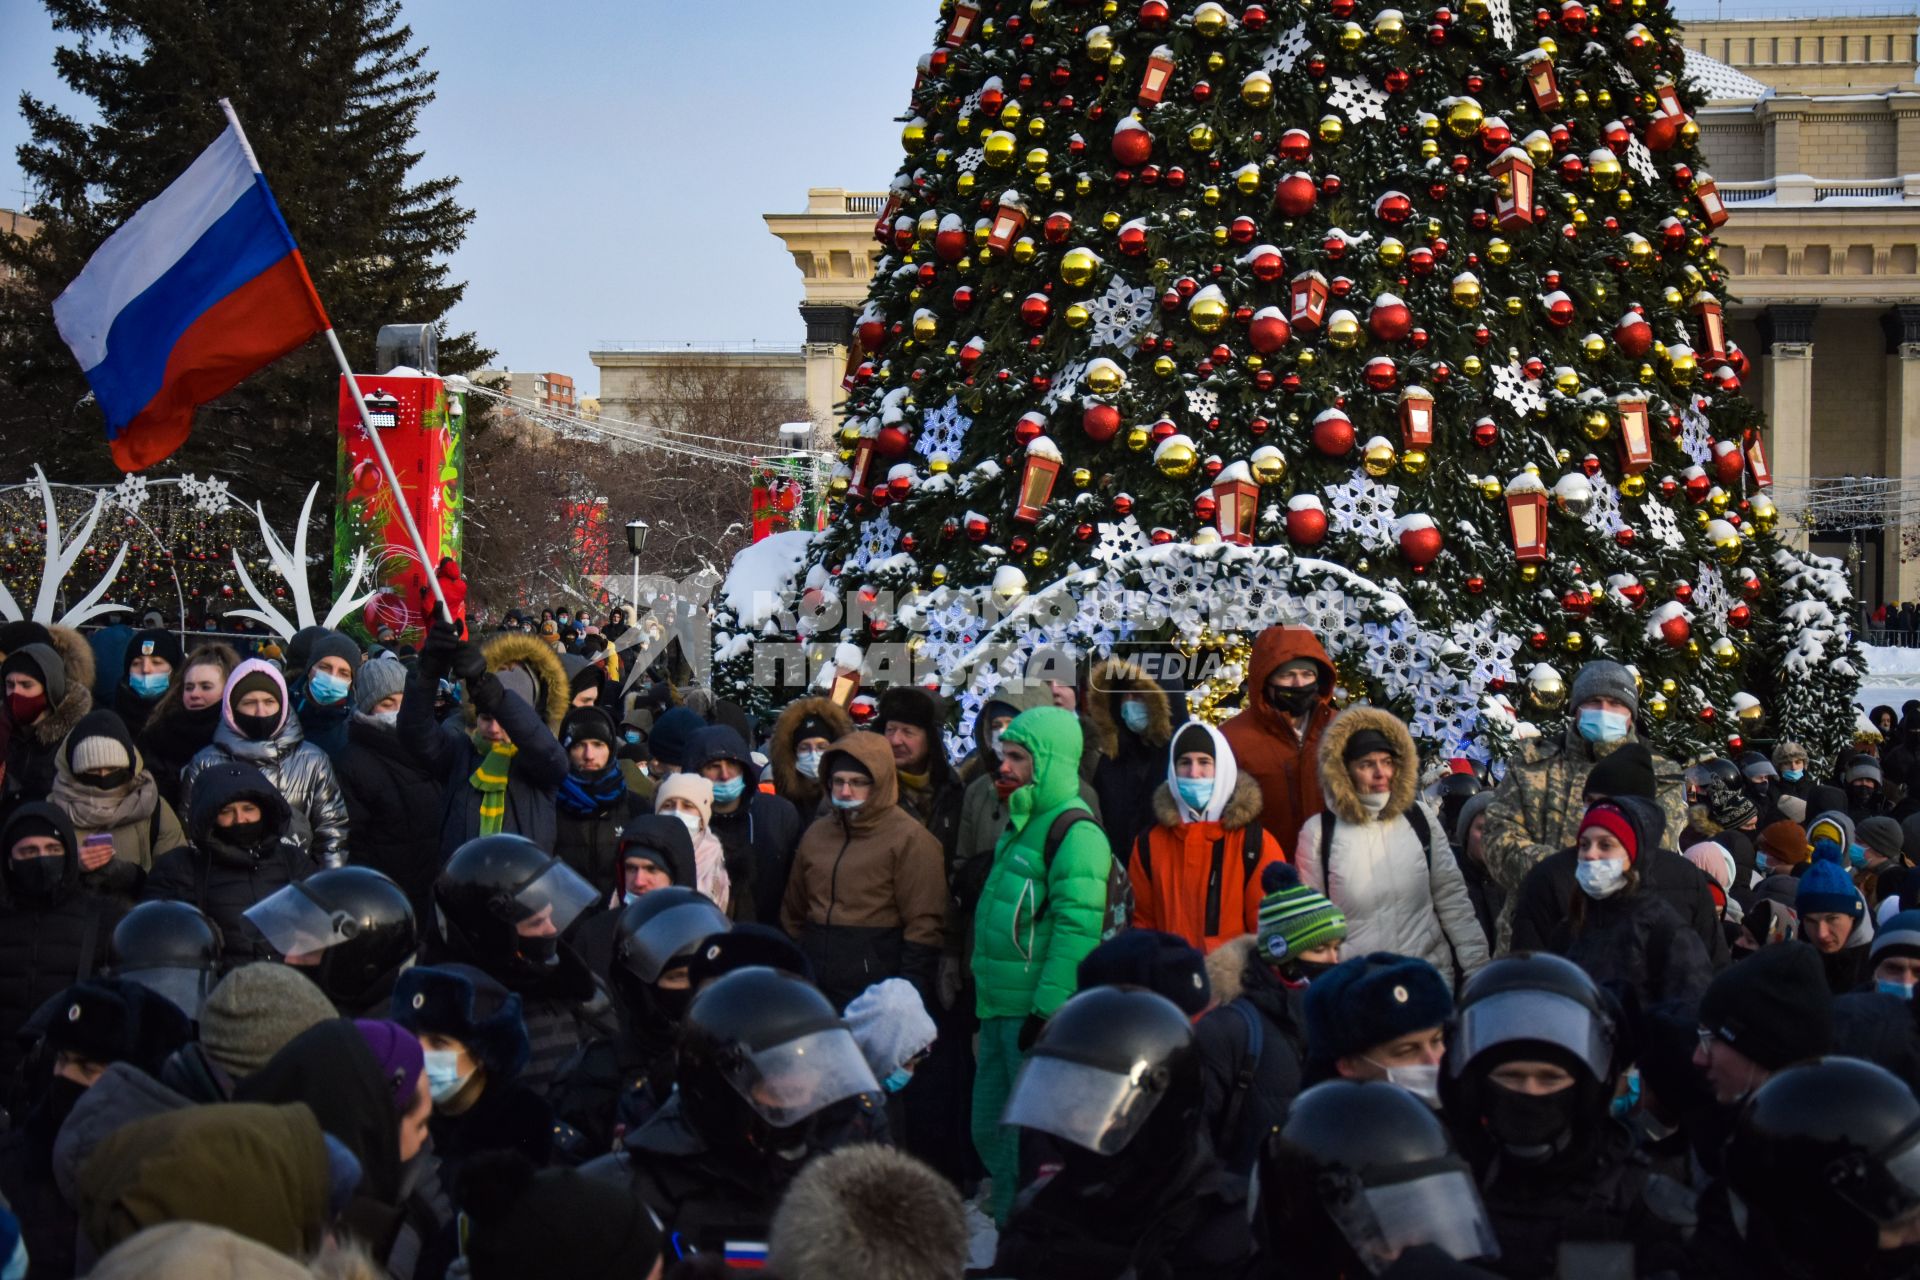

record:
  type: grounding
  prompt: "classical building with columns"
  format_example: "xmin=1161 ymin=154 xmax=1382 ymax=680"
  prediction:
xmin=1682 ymin=13 xmax=1920 ymax=603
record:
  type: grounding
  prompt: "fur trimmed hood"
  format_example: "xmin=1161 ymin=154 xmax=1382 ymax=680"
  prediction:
xmin=768 ymin=695 xmax=855 ymax=800
xmin=20 ymin=623 xmax=97 ymax=747
xmin=477 ymin=632 xmax=570 ymax=732
xmin=1150 ymin=771 xmax=1266 ymax=832
xmin=1317 ymin=704 xmax=1420 ymax=826
xmin=1084 ymin=656 xmax=1176 ymax=758
xmin=1206 ymin=933 xmax=1257 ymax=1005
xmin=768 ymin=1143 xmax=970 ymax=1280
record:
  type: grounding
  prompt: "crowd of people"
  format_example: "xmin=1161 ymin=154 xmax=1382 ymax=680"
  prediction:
xmin=0 ymin=602 xmax=1916 ymax=1278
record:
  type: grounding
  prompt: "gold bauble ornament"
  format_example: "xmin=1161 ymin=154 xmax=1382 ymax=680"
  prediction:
xmin=1030 ymin=547 xmax=1050 ymax=568
xmin=1711 ymin=637 xmax=1740 ymax=669
xmin=1060 ymin=247 xmax=1099 ymax=287
xmin=1189 ymin=123 xmax=1217 ymax=152
xmin=1527 ymin=665 xmax=1568 ymax=711
xmin=1327 ymin=311 xmax=1362 ymax=348
xmin=1400 ymin=449 xmax=1430 ymax=476
xmin=1505 ymin=295 xmax=1525 ymax=316
xmin=1590 ymin=152 xmax=1622 ymax=191
xmin=1686 ymin=639 xmax=1701 ymax=659
xmin=828 ymin=475 xmax=850 ymax=497
xmin=1339 ymin=21 xmax=1366 ymax=50
xmin=1011 ymin=237 xmax=1037 ymax=264
xmin=1462 ymin=0 xmax=1489 ymax=16
xmin=913 ymin=312 xmax=939 ymax=342
xmin=1619 ymin=473 xmax=1647 ymax=499
xmin=1296 ymin=350 xmax=1317 ymax=368
xmin=1378 ymin=237 xmax=1406 ymax=267
xmin=1206 ymin=50 xmax=1226 ymax=71
xmin=1519 ymin=564 xmax=1542 ymax=583
xmin=1024 ymin=146 xmax=1050 ymax=173
xmin=1463 ymin=354 xmax=1484 ymax=376
xmin=1420 ymin=138 xmax=1441 ymax=160
xmin=929 ymin=453 xmax=951 ymax=474
xmin=1070 ymin=467 xmax=1091 ymax=489
xmin=1647 ymin=692 xmax=1669 ymax=719
xmin=1064 ymin=302 xmax=1091 ymax=329
xmin=1583 ymin=334 xmax=1609 ymax=362
xmin=1708 ymin=490 xmax=1731 ymax=517
xmin=1236 ymin=165 xmax=1263 ymax=195
xmin=930 ymin=564 xmax=948 ymax=585
xmin=1736 ymin=696 xmax=1765 ymax=724
xmin=1374 ymin=9 xmax=1406 ymax=42
xmin=1363 ymin=439 xmax=1397 ymax=476
xmin=1318 ymin=115 xmax=1346 ymax=144
xmin=1087 ymin=360 xmax=1125 ymax=395
xmin=1487 ymin=238 xmax=1512 ymax=266
xmin=839 ymin=425 xmax=861 ymax=446
xmin=1447 ymin=98 xmax=1486 ymax=138
xmin=1580 ymin=409 xmax=1611 ymax=441
xmin=1751 ymin=494 xmax=1779 ymax=533
xmin=916 ymin=209 xmax=940 ymax=241
xmin=1087 ymin=27 xmax=1114 ymax=59
xmin=1555 ymin=368 xmax=1582 ymax=395
xmin=1242 ymin=71 xmax=1275 ymax=107
xmin=1663 ymin=286 xmax=1684 ymax=309
xmin=1628 ymin=237 xmax=1655 ymax=269
xmin=1564 ymin=631 xmax=1586 ymax=653
xmin=1126 ymin=425 xmax=1151 ymax=451
xmin=1668 ymin=350 xmax=1697 ymax=384
xmin=1251 ymin=451 xmax=1288 ymax=485
xmin=983 ymin=130 xmax=1017 ymax=167
xmin=1153 ymin=355 xmax=1177 ymax=377
xmin=1027 ymin=115 xmax=1047 ymax=138
xmin=1210 ymin=225 xmax=1230 ymax=247
xmin=956 ymin=172 xmax=977 ymax=196
xmin=902 ymin=120 xmax=928 ymax=153
xmin=1479 ymin=476 xmax=1504 ymax=500
xmin=1156 ymin=440 xmax=1199 ymax=478
xmin=1075 ymin=174 xmax=1093 ymax=197
xmin=1195 ymin=1 xmax=1232 ymax=37
xmin=1680 ymin=119 xmax=1700 ymax=146
xmin=1189 ymin=293 xmax=1229 ymax=333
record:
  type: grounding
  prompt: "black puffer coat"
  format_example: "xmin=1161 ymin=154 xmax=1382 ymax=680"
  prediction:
xmin=1511 ymin=845 xmax=1729 ymax=969
xmin=138 ymin=702 xmax=223 ymax=812
xmin=0 ymin=803 xmax=120 ymax=1104
xmin=553 ymin=777 xmax=653 ymax=901
xmin=141 ymin=762 xmax=312 ymax=966
xmin=686 ymin=725 xmax=802 ymax=926
xmin=336 ymin=713 xmax=446 ymax=918
xmin=1193 ymin=936 xmax=1309 ymax=1177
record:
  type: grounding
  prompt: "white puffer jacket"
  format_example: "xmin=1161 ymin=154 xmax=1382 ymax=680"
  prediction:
xmin=1294 ymin=706 xmax=1490 ymax=983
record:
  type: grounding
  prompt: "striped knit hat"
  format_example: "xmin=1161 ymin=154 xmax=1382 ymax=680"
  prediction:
xmin=1256 ymin=862 xmax=1347 ymax=968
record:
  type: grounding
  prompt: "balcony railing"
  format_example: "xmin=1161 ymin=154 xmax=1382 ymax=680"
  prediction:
xmin=843 ymin=194 xmax=890 ymax=214
xmin=591 ymin=341 xmax=804 ymax=354
xmin=1717 ymin=175 xmax=1919 ymax=204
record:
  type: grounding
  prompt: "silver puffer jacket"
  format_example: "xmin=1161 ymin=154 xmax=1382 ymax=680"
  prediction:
xmin=178 ymin=716 xmax=349 ymax=868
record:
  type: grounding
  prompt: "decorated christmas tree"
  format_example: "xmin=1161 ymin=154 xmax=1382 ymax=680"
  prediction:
xmin=718 ymin=0 xmax=1860 ymax=766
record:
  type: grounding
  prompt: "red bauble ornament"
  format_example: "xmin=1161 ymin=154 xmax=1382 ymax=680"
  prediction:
xmin=1368 ymin=295 xmax=1412 ymax=341
xmin=857 ymin=317 xmax=887 ymax=352
xmin=1113 ymin=120 xmax=1154 ymax=167
xmin=1019 ymin=293 xmax=1052 ymax=329
xmin=1620 ymin=581 xmax=1646 ymax=607
xmin=1275 ymin=172 xmax=1318 ymax=217
xmin=1118 ymin=221 xmax=1150 ymax=256
xmin=1083 ymin=403 xmax=1121 ymax=442
xmin=934 ymin=227 xmax=968 ymax=261
xmin=1373 ymin=191 xmax=1414 ymax=224
xmin=1194 ymin=494 xmax=1219 ymax=522
xmin=1286 ymin=504 xmax=1329 ymax=545
xmin=1312 ymin=409 xmax=1355 ymax=456
xmin=1644 ymin=113 xmax=1682 ymax=152
xmin=1466 ymin=576 xmax=1486 ymax=594
xmin=1363 ymin=356 xmax=1399 ymax=390
xmin=1563 ymin=588 xmax=1592 ymax=617
xmin=1279 ymin=128 xmax=1313 ymax=161
xmin=953 ymin=285 xmax=975 ymax=312
xmin=876 ymin=425 xmax=912 ymax=458
xmin=1659 ymin=613 xmax=1691 ymax=647
xmin=1472 ymin=417 xmax=1498 ymax=447
xmin=1139 ymin=0 xmax=1170 ymax=27
xmin=1398 ymin=520 xmax=1443 ymax=566
xmin=1728 ymin=603 xmax=1751 ymax=629
xmin=1250 ymin=246 xmax=1286 ymax=281
xmin=964 ymin=513 xmax=991 ymax=542
xmin=1113 ymin=493 xmax=1135 ymax=515
xmin=1249 ymin=307 xmax=1292 ymax=353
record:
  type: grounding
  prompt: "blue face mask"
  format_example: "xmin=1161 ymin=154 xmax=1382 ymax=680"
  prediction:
xmin=623 ymin=730 xmax=642 ymax=744
xmin=1849 ymin=843 xmax=1869 ymax=871
xmin=1609 ymin=1068 xmax=1642 ymax=1119
xmin=711 ymin=776 xmax=747 ymax=804
xmin=422 ymin=1048 xmax=471 ymax=1104
xmin=308 ymin=671 xmax=350 ymax=706
xmin=1176 ymin=777 xmax=1215 ymax=813
xmin=1879 ymin=979 xmax=1916 ymax=1001
xmin=1782 ymin=768 xmax=1805 ymax=782
xmin=1120 ymin=700 xmax=1151 ymax=734
xmin=1577 ymin=707 xmax=1631 ymax=744
xmin=129 ymin=671 xmax=170 ymax=700
xmin=882 ymin=1067 xmax=915 ymax=1093
xmin=832 ymin=794 xmax=864 ymax=812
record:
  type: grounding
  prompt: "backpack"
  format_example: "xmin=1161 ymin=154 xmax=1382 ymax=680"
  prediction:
xmin=1219 ymin=998 xmax=1265 ymax=1171
xmin=1318 ymin=802 xmax=1433 ymax=873
xmin=1040 ymin=808 xmax=1132 ymax=941
xmin=1133 ymin=816 xmax=1268 ymax=940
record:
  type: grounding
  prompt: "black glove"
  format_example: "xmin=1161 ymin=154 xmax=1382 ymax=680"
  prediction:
xmin=450 ymin=640 xmax=488 ymax=685
xmin=468 ymin=671 xmax=505 ymax=718
xmin=1017 ymin=1013 xmax=1047 ymax=1054
xmin=418 ymin=621 xmax=462 ymax=680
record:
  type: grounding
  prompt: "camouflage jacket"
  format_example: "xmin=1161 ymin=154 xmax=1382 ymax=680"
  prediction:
xmin=1482 ymin=728 xmax=1689 ymax=951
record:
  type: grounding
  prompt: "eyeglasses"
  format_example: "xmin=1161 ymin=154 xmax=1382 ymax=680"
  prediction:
xmin=1697 ymin=1027 xmax=1726 ymax=1055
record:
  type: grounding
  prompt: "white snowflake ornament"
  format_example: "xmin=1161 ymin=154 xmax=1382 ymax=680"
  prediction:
xmin=1327 ymin=75 xmax=1389 ymax=123
xmin=1323 ymin=469 xmax=1402 ymax=552
xmin=1087 ymin=276 xmax=1157 ymax=352
xmin=919 ymin=397 xmax=975 ymax=460
xmin=1490 ymin=362 xmax=1547 ymax=417
xmin=1092 ymin=514 xmax=1147 ymax=568
xmin=110 ymin=475 xmax=150 ymax=514
xmin=1262 ymin=21 xmax=1313 ymax=73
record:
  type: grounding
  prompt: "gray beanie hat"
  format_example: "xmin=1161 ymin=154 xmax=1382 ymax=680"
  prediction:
xmin=494 ymin=665 xmax=538 ymax=710
xmin=1453 ymin=788 xmax=1497 ymax=849
xmin=1570 ymin=660 xmax=1638 ymax=714
xmin=306 ymin=631 xmax=363 ymax=678
xmin=351 ymin=655 xmax=409 ymax=714
xmin=197 ymin=963 xmax=338 ymax=1079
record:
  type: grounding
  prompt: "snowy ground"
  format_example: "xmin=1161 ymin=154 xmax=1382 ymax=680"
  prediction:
xmin=1858 ymin=644 xmax=1920 ymax=712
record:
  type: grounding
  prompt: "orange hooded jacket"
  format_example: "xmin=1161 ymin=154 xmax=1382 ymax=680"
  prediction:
xmin=1220 ymin=627 xmax=1337 ymax=856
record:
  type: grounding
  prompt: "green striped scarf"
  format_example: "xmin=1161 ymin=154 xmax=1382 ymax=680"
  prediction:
xmin=470 ymin=739 xmax=519 ymax=836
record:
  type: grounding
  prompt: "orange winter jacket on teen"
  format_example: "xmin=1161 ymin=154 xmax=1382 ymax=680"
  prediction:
xmin=1128 ymin=773 xmax=1288 ymax=953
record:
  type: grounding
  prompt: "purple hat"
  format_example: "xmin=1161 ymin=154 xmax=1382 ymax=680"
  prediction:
xmin=353 ymin=1018 xmax=425 ymax=1114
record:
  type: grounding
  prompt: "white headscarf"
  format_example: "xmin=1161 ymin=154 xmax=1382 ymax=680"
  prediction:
xmin=1167 ymin=718 xmax=1238 ymax=825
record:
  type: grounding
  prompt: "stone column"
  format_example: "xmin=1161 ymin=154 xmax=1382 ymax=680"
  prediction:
xmin=799 ymin=303 xmax=857 ymax=434
xmin=1758 ymin=305 xmax=1819 ymax=547
xmin=1885 ymin=305 xmax=1920 ymax=600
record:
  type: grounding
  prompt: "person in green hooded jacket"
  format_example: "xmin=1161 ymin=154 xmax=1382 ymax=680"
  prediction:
xmin=970 ymin=704 xmax=1114 ymax=1224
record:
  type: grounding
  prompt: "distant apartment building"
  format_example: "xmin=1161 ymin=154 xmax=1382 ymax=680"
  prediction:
xmin=472 ymin=368 xmax=578 ymax=413
xmin=0 ymin=208 xmax=43 ymax=289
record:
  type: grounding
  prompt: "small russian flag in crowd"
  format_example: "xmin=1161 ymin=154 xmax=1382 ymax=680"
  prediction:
xmin=52 ymin=100 xmax=328 ymax=472
xmin=722 ymin=1240 xmax=769 ymax=1269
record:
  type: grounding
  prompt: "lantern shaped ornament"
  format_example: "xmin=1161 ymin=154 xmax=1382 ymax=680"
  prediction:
xmin=849 ymin=429 xmax=878 ymax=495
xmin=1398 ymin=385 xmax=1435 ymax=450
xmin=1290 ymin=270 xmax=1331 ymax=331
xmin=1505 ymin=470 xmax=1550 ymax=563
xmin=1694 ymin=171 xmax=1730 ymax=229
xmin=1015 ymin=436 xmax=1063 ymax=523
xmin=827 ymin=662 xmax=862 ymax=706
xmin=988 ymin=190 xmax=1030 ymax=255
xmin=1691 ymin=291 xmax=1727 ymax=364
xmin=945 ymin=0 xmax=981 ymax=46
xmin=1490 ymin=148 xmax=1535 ymax=230
xmin=1520 ymin=50 xmax=1561 ymax=111
xmin=1654 ymin=79 xmax=1684 ymax=118
xmin=1615 ymin=394 xmax=1653 ymax=474
xmin=1744 ymin=428 xmax=1773 ymax=488
xmin=1210 ymin=462 xmax=1260 ymax=545
xmin=1139 ymin=45 xmax=1177 ymax=105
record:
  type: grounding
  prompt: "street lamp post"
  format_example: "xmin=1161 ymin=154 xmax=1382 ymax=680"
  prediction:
xmin=625 ymin=518 xmax=650 ymax=619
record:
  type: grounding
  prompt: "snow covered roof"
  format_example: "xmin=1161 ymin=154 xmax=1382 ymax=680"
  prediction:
xmin=1683 ymin=48 xmax=1774 ymax=103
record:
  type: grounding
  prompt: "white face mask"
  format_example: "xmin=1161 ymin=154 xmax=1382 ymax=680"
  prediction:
xmin=795 ymin=749 xmax=824 ymax=779
xmin=1358 ymin=790 xmax=1391 ymax=814
xmin=368 ymin=709 xmax=400 ymax=729
xmin=1376 ymin=1061 xmax=1442 ymax=1108
xmin=1575 ymin=856 xmax=1630 ymax=899
xmin=670 ymin=810 xmax=703 ymax=837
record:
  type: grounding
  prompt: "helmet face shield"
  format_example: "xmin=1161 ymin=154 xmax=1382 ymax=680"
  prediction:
xmin=1320 ymin=1163 xmax=1501 ymax=1275
xmin=245 ymin=883 xmax=358 ymax=963
xmin=720 ymin=1026 xmax=877 ymax=1127
xmin=119 ymin=965 xmax=216 ymax=1021
xmin=619 ymin=899 xmax=729 ymax=984
xmin=506 ymin=859 xmax=598 ymax=938
xmin=1001 ymin=1053 xmax=1172 ymax=1155
xmin=1832 ymin=1126 xmax=1920 ymax=1227
xmin=1453 ymin=988 xmax=1612 ymax=1081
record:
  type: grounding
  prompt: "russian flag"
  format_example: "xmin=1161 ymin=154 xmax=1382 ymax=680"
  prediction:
xmin=52 ymin=104 xmax=328 ymax=472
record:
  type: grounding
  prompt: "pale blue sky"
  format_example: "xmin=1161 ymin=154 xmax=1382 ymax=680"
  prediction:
xmin=0 ymin=0 xmax=930 ymax=393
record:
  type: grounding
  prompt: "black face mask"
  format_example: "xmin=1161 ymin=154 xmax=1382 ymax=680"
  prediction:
xmin=1482 ymin=1081 xmax=1579 ymax=1154
xmin=8 ymin=855 xmax=66 ymax=902
xmin=1294 ymin=958 xmax=1340 ymax=984
xmin=650 ymin=981 xmax=693 ymax=1025
xmin=215 ymin=818 xmax=269 ymax=850
xmin=76 ymin=767 xmax=133 ymax=791
xmin=232 ymin=710 xmax=280 ymax=741
xmin=1851 ymin=784 xmax=1882 ymax=811
xmin=1266 ymin=683 xmax=1319 ymax=718
xmin=517 ymin=934 xmax=560 ymax=968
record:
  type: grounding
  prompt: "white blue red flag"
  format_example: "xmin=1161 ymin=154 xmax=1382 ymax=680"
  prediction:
xmin=52 ymin=105 xmax=328 ymax=471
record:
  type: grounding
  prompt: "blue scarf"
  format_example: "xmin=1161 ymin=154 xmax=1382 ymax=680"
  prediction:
xmin=557 ymin=763 xmax=629 ymax=817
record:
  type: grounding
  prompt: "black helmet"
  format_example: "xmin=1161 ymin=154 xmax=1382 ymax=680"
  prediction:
xmin=1436 ymin=771 xmax=1484 ymax=838
xmin=1442 ymin=954 xmax=1618 ymax=1166
xmin=1726 ymin=1057 xmax=1920 ymax=1271
xmin=1686 ymin=757 xmax=1742 ymax=802
xmin=432 ymin=834 xmax=598 ymax=981
xmin=1004 ymin=985 xmax=1193 ymax=1157
xmin=1268 ymin=1080 xmax=1501 ymax=1278
xmin=244 ymin=867 xmax=417 ymax=1012
xmin=678 ymin=967 xmax=877 ymax=1151
xmin=610 ymin=888 xmax=730 ymax=1023
xmin=109 ymin=900 xmax=223 ymax=1020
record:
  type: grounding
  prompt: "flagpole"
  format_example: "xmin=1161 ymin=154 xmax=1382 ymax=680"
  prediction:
xmin=217 ymin=98 xmax=449 ymax=627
